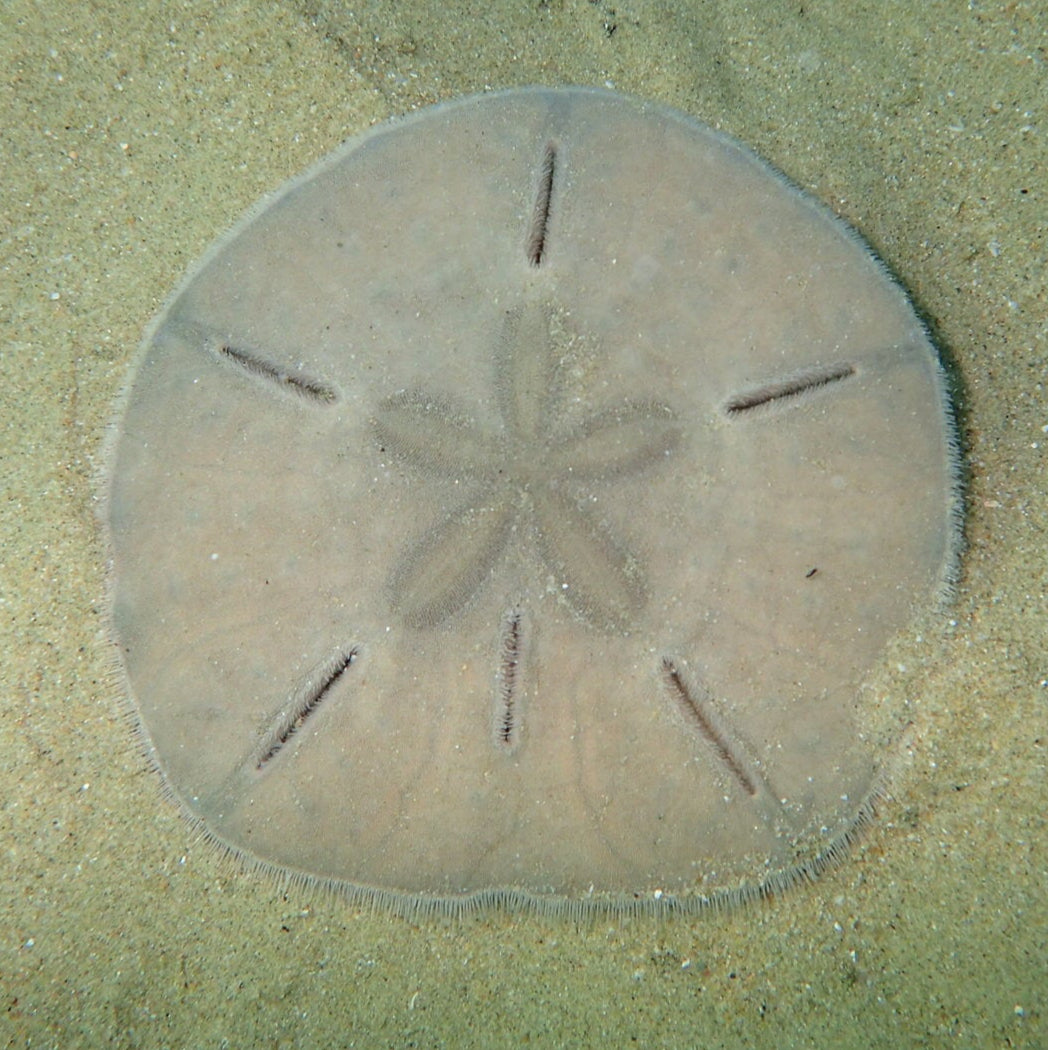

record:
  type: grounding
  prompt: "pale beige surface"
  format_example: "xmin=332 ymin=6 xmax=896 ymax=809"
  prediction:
xmin=1 ymin=0 xmax=1045 ymax=1046
xmin=107 ymin=87 xmax=954 ymax=907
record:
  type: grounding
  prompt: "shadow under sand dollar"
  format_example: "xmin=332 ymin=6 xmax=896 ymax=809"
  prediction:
xmin=104 ymin=87 xmax=961 ymax=917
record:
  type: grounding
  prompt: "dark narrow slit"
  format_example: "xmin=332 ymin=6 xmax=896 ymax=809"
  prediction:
xmin=493 ymin=609 xmax=524 ymax=752
xmin=724 ymin=362 xmax=855 ymax=416
xmin=660 ymin=657 xmax=757 ymax=797
xmin=218 ymin=343 xmax=337 ymax=404
xmin=525 ymin=143 xmax=557 ymax=267
xmin=255 ymin=648 xmax=357 ymax=770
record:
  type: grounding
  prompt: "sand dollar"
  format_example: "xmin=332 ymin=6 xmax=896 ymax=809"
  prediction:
xmin=105 ymin=87 xmax=961 ymax=916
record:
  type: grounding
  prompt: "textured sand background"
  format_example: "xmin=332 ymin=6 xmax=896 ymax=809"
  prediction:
xmin=2 ymin=1 xmax=1045 ymax=1047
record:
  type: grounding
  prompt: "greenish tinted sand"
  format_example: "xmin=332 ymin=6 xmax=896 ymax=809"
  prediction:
xmin=1 ymin=1 xmax=1044 ymax=1046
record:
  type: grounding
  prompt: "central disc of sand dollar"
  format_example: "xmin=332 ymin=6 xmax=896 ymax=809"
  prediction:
xmin=106 ymin=87 xmax=959 ymax=916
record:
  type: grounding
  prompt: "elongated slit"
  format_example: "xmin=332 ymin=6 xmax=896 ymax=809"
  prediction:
xmin=525 ymin=143 xmax=557 ymax=267
xmin=724 ymin=362 xmax=855 ymax=416
xmin=217 ymin=342 xmax=338 ymax=404
xmin=660 ymin=657 xmax=758 ymax=797
xmin=254 ymin=648 xmax=358 ymax=770
xmin=493 ymin=609 xmax=525 ymax=752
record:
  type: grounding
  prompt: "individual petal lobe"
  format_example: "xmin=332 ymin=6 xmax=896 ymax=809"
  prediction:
xmin=372 ymin=391 xmax=502 ymax=479
xmin=493 ymin=302 xmax=554 ymax=442
xmin=548 ymin=400 xmax=681 ymax=481
xmin=388 ymin=496 xmax=515 ymax=628
xmin=532 ymin=487 xmax=646 ymax=633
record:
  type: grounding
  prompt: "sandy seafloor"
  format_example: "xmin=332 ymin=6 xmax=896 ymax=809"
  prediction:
xmin=2 ymin=0 xmax=1046 ymax=1046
